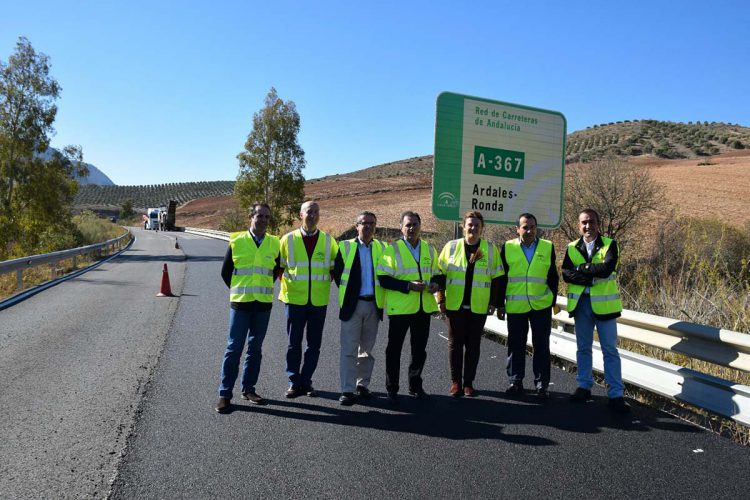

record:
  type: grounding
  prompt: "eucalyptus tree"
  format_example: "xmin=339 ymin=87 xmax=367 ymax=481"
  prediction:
xmin=235 ymin=87 xmax=305 ymax=232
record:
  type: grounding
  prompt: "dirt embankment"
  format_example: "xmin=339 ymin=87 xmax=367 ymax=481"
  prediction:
xmin=176 ymin=151 xmax=750 ymax=234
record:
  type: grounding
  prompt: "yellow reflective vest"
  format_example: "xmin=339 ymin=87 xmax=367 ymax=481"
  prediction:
xmin=438 ymin=238 xmax=504 ymax=313
xmin=279 ymin=229 xmax=339 ymax=306
xmin=337 ymin=238 xmax=385 ymax=308
xmin=566 ymin=236 xmax=622 ymax=315
xmin=376 ymin=239 xmax=439 ymax=315
xmin=503 ymin=239 xmax=555 ymax=313
xmin=229 ymin=231 xmax=279 ymax=303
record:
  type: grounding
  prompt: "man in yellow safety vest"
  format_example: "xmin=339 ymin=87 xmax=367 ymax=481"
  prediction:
xmin=562 ymin=208 xmax=630 ymax=414
xmin=215 ymin=202 xmax=281 ymax=413
xmin=498 ymin=213 xmax=558 ymax=400
xmin=377 ymin=211 xmax=440 ymax=403
xmin=332 ymin=211 xmax=384 ymax=406
xmin=279 ymin=201 xmax=338 ymax=398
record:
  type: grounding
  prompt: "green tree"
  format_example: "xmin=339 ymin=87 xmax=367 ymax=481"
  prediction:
xmin=0 ymin=37 xmax=86 ymax=258
xmin=119 ymin=199 xmax=135 ymax=219
xmin=235 ymin=87 xmax=305 ymax=232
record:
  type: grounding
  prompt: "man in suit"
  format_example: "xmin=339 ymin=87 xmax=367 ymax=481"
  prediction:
xmin=332 ymin=211 xmax=385 ymax=405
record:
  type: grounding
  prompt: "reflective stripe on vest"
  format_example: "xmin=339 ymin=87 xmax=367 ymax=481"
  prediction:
xmin=338 ymin=238 xmax=385 ymax=308
xmin=503 ymin=239 xmax=554 ymax=313
xmin=376 ymin=239 xmax=438 ymax=315
xmin=566 ymin=236 xmax=622 ymax=315
xmin=438 ymin=238 xmax=502 ymax=313
xmin=229 ymin=231 xmax=279 ymax=303
xmin=278 ymin=229 xmax=338 ymax=306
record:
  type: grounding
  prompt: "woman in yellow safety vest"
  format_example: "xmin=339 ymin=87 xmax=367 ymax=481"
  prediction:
xmin=436 ymin=211 xmax=504 ymax=397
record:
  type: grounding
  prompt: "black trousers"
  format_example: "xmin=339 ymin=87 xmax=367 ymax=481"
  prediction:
xmin=446 ymin=308 xmax=487 ymax=387
xmin=506 ymin=308 xmax=552 ymax=388
xmin=385 ymin=311 xmax=431 ymax=393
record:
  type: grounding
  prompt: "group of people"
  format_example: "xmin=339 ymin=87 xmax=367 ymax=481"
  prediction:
xmin=214 ymin=200 xmax=630 ymax=415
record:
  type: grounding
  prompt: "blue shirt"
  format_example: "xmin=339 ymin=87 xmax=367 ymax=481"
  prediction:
xmin=357 ymin=239 xmax=375 ymax=296
xmin=403 ymin=238 xmax=421 ymax=265
xmin=520 ymin=238 xmax=537 ymax=263
xmin=249 ymin=229 xmax=264 ymax=246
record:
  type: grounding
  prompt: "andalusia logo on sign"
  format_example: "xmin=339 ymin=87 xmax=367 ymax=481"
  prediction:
xmin=436 ymin=192 xmax=459 ymax=208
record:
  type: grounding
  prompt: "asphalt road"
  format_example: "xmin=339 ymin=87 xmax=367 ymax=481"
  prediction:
xmin=108 ymin=232 xmax=749 ymax=499
xmin=0 ymin=228 xmax=185 ymax=498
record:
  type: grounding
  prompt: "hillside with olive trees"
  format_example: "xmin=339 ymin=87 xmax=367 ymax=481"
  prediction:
xmin=565 ymin=119 xmax=749 ymax=163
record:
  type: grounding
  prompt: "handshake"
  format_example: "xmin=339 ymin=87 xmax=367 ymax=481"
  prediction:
xmin=409 ymin=280 xmax=439 ymax=294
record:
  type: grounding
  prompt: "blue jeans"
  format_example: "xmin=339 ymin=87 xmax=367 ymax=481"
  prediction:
xmin=218 ymin=308 xmax=272 ymax=399
xmin=285 ymin=303 xmax=327 ymax=387
xmin=573 ymin=294 xmax=624 ymax=398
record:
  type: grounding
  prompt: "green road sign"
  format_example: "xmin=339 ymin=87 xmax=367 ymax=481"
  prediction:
xmin=433 ymin=92 xmax=566 ymax=227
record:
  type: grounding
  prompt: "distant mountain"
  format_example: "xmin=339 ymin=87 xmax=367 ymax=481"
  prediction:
xmin=75 ymin=162 xmax=115 ymax=186
xmin=40 ymin=148 xmax=116 ymax=186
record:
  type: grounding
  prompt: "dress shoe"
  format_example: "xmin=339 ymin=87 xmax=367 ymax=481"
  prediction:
xmin=302 ymin=385 xmax=317 ymax=397
xmin=241 ymin=391 xmax=267 ymax=405
xmin=463 ymin=385 xmax=476 ymax=397
xmin=449 ymin=382 xmax=462 ymax=397
xmin=387 ymin=391 xmax=399 ymax=404
xmin=215 ymin=397 xmax=231 ymax=413
xmin=608 ymin=397 xmax=631 ymax=414
xmin=339 ymin=392 xmax=356 ymax=406
xmin=536 ymin=386 xmax=549 ymax=400
xmin=356 ymin=385 xmax=372 ymax=399
xmin=408 ymin=388 xmax=430 ymax=400
xmin=285 ymin=385 xmax=303 ymax=398
xmin=569 ymin=387 xmax=592 ymax=403
xmin=505 ymin=382 xmax=524 ymax=395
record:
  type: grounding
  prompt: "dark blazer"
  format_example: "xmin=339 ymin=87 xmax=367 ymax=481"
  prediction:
xmin=333 ymin=243 xmax=383 ymax=322
xmin=561 ymin=235 xmax=620 ymax=320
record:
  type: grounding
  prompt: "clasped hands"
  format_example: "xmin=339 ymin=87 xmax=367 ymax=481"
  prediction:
xmin=408 ymin=280 xmax=439 ymax=294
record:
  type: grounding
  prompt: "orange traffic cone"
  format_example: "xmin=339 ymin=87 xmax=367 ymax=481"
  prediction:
xmin=157 ymin=263 xmax=175 ymax=297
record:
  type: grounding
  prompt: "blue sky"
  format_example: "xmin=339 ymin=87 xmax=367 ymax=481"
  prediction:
xmin=2 ymin=1 xmax=748 ymax=186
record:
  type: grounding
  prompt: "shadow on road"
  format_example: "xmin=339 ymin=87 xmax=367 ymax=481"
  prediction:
xmin=220 ymin=389 xmax=697 ymax=445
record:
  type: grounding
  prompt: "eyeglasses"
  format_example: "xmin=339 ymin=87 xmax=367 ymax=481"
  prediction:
xmin=357 ymin=221 xmax=375 ymax=226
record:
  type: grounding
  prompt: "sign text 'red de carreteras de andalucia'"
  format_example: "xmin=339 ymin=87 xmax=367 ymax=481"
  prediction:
xmin=432 ymin=92 xmax=566 ymax=227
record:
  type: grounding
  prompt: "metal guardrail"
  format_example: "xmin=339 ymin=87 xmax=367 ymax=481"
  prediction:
xmin=0 ymin=231 xmax=132 ymax=293
xmin=179 ymin=227 xmax=750 ymax=424
xmin=485 ymin=302 xmax=750 ymax=426
xmin=183 ymin=227 xmax=230 ymax=241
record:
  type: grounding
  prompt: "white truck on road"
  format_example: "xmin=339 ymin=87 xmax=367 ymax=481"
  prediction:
xmin=145 ymin=208 xmax=161 ymax=230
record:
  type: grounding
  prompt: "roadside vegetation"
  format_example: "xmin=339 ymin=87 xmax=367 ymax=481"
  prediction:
xmin=1 ymin=37 xmax=89 ymax=261
xmin=0 ymin=211 xmax=128 ymax=300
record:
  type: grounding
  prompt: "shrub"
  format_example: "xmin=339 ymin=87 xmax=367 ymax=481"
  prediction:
xmin=72 ymin=210 xmax=122 ymax=245
xmin=218 ymin=208 xmax=247 ymax=232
